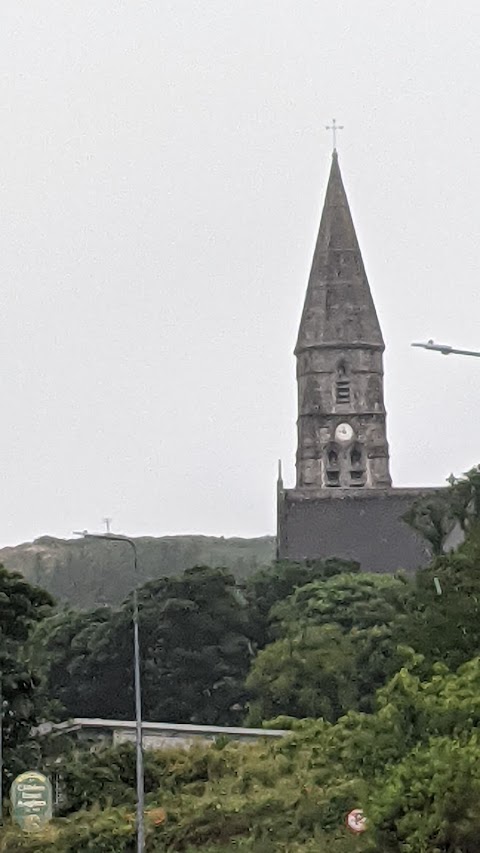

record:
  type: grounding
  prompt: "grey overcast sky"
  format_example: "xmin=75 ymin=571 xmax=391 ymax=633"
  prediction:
xmin=1 ymin=0 xmax=480 ymax=547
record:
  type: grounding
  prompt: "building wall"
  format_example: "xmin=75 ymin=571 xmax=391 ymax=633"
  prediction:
xmin=278 ymin=487 xmax=435 ymax=573
xmin=112 ymin=730 xmax=271 ymax=750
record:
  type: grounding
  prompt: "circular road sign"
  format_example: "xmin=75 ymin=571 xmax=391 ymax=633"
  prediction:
xmin=346 ymin=808 xmax=367 ymax=834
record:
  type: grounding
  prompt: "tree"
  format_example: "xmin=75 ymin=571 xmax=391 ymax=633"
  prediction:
xmin=271 ymin=572 xmax=409 ymax=633
xmin=0 ymin=565 xmax=54 ymax=787
xmin=31 ymin=607 xmax=131 ymax=719
xmin=38 ymin=566 xmax=255 ymax=725
xmin=139 ymin=566 xmax=255 ymax=724
xmin=404 ymin=465 xmax=480 ymax=554
xmin=245 ymin=558 xmax=359 ymax=648
xmin=246 ymin=624 xmax=358 ymax=723
xmin=401 ymin=521 xmax=480 ymax=672
xmin=247 ymin=572 xmax=412 ymax=722
xmin=365 ymin=658 xmax=480 ymax=852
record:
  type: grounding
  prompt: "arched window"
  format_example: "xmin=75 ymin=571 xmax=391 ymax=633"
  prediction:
xmin=350 ymin=446 xmax=362 ymax=466
xmin=328 ymin=448 xmax=338 ymax=466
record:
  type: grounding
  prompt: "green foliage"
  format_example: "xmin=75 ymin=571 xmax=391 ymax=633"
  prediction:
xmin=7 ymin=659 xmax=480 ymax=851
xmin=37 ymin=566 xmax=255 ymax=725
xmin=246 ymin=625 xmax=358 ymax=723
xmin=403 ymin=492 xmax=454 ymax=555
xmin=0 ymin=566 xmax=53 ymax=639
xmin=404 ymin=465 xmax=480 ymax=554
xmin=246 ymin=558 xmax=359 ymax=647
xmin=139 ymin=566 xmax=255 ymax=724
xmin=30 ymin=607 xmax=123 ymax=718
xmin=403 ymin=520 xmax=480 ymax=672
xmin=0 ymin=807 xmax=136 ymax=852
xmin=272 ymin=572 xmax=409 ymax=631
xmin=0 ymin=566 xmax=54 ymax=788
xmin=37 ymin=560 xmax=374 ymax=728
xmin=247 ymin=572 xmax=411 ymax=722
xmin=366 ymin=659 xmax=480 ymax=852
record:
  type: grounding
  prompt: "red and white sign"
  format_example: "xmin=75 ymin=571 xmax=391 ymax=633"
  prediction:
xmin=346 ymin=808 xmax=367 ymax=834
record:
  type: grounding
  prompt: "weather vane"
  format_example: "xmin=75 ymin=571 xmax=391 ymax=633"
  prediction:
xmin=326 ymin=118 xmax=344 ymax=152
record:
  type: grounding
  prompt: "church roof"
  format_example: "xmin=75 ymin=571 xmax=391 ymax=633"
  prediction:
xmin=295 ymin=151 xmax=384 ymax=354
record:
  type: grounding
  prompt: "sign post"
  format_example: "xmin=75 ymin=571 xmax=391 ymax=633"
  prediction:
xmin=10 ymin=771 xmax=53 ymax=833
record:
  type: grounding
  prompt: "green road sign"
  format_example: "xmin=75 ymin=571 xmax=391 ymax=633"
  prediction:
xmin=10 ymin=770 xmax=53 ymax=833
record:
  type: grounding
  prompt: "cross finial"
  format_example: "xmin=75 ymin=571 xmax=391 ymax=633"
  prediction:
xmin=325 ymin=118 xmax=344 ymax=153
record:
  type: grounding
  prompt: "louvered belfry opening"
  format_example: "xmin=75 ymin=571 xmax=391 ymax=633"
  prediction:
xmin=325 ymin=443 xmax=340 ymax=487
xmin=336 ymin=379 xmax=350 ymax=404
xmin=336 ymin=361 xmax=350 ymax=404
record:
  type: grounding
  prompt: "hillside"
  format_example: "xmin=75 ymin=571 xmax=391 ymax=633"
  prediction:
xmin=0 ymin=534 xmax=276 ymax=608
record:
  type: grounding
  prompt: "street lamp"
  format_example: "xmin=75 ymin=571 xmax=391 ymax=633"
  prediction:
xmin=73 ymin=531 xmax=145 ymax=852
xmin=411 ymin=339 xmax=480 ymax=358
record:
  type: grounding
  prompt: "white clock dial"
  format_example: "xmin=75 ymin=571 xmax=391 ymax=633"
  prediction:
xmin=335 ymin=423 xmax=354 ymax=442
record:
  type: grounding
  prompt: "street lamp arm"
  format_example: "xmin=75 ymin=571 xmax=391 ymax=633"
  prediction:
xmin=73 ymin=531 xmax=138 ymax=570
xmin=411 ymin=340 xmax=480 ymax=358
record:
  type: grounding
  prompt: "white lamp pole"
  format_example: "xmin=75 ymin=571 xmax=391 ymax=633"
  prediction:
xmin=73 ymin=531 xmax=145 ymax=852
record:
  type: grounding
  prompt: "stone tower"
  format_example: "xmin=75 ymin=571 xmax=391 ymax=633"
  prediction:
xmin=295 ymin=150 xmax=391 ymax=490
xmin=277 ymin=150 xmax=435 ymax=573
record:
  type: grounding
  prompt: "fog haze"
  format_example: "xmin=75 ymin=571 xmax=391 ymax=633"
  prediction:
xmin=1 ymin=1 xmax=479 ymax=546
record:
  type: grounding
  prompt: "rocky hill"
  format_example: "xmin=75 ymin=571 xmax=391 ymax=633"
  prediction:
xmin=0 ymin=534 xmax=276 ymax=608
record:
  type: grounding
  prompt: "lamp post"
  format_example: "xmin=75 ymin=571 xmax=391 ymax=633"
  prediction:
xmin=411 ymin=339 xmax=480 ymax=358
xmin=73 ymin=531 xmax=145 ymax=852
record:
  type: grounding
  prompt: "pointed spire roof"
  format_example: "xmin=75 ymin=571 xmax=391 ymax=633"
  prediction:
xmin=295 ymin=152 xmax=384 ymax=354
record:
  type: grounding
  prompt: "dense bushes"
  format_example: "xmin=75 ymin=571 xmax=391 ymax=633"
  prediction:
xmin=5 ymin=659 xmax=480 ymax=850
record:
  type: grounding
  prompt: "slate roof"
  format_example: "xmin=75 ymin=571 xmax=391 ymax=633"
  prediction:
xmin=296 ymin=151 xmax=384 ymax=354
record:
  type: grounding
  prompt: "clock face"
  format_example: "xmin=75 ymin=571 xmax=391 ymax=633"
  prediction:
xmin=335 ymin=422 xmax=354 ymax=442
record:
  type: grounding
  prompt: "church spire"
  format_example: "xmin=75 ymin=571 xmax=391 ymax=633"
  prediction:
xmin=296 ymin=152 xmax=384 ymax=355
xmin=294 ymin=152 xmax=391 ymax=490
